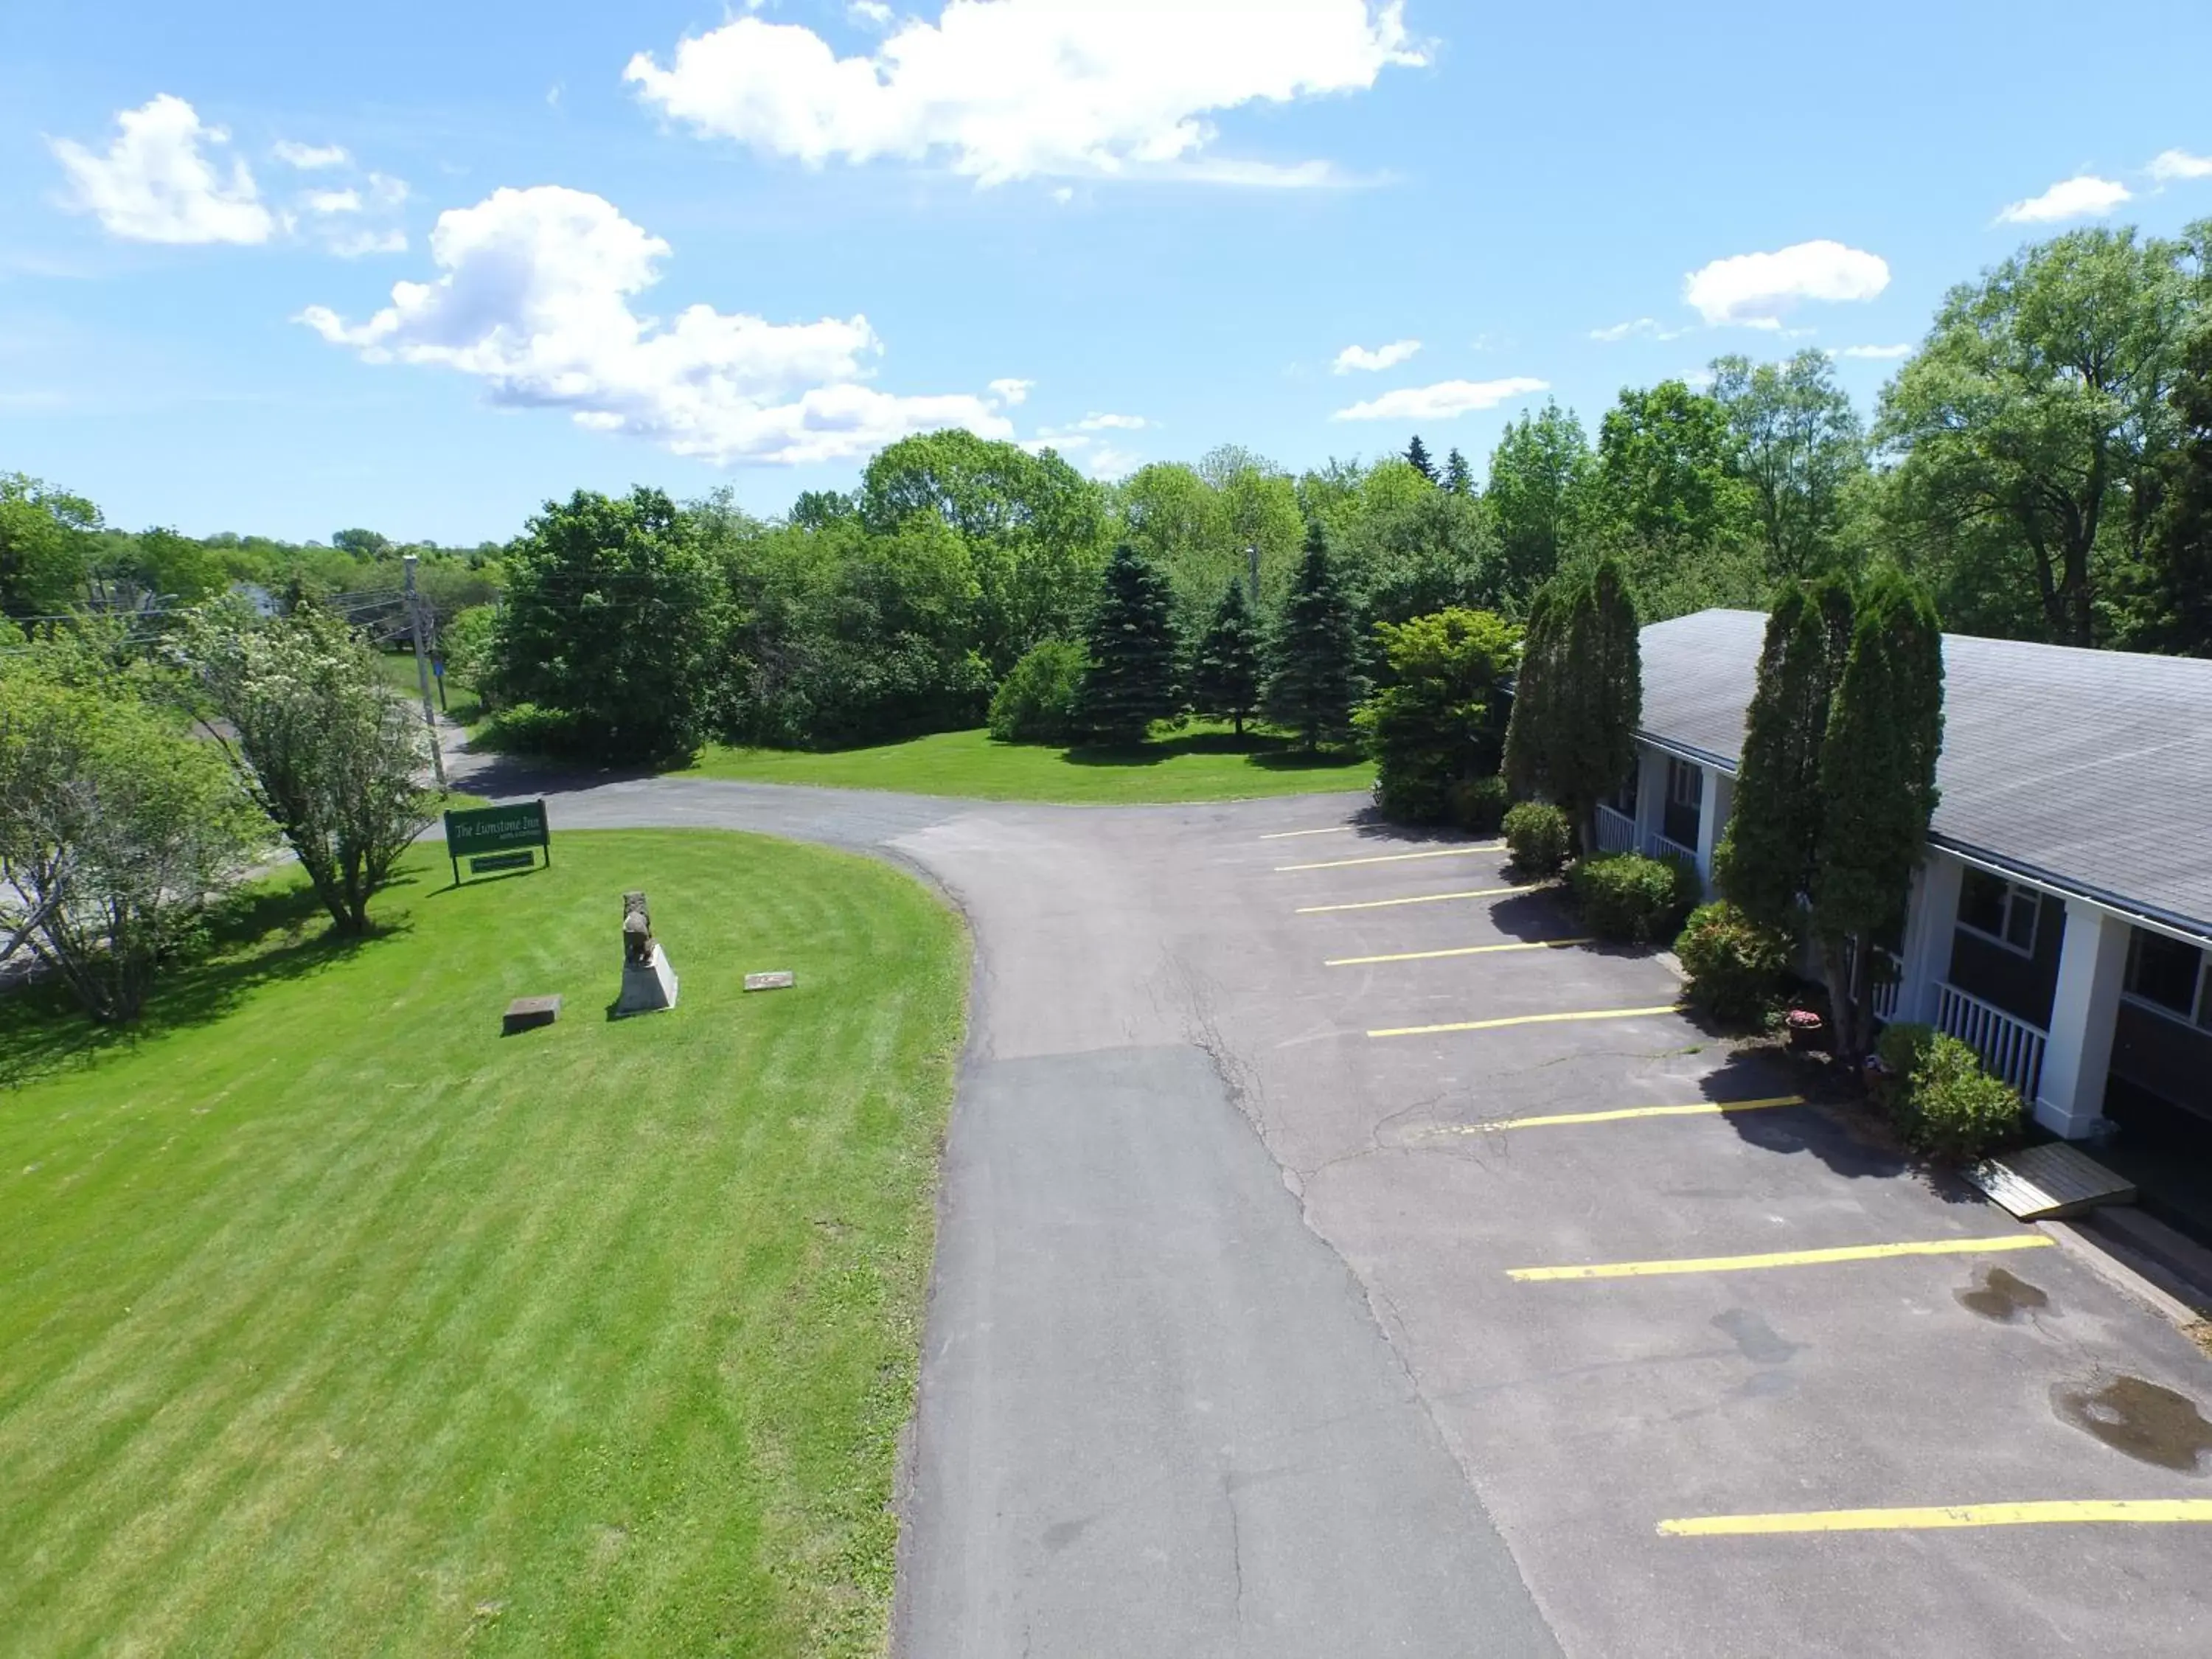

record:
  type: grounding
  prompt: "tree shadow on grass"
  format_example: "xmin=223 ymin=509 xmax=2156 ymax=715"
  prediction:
xmin=1057 ymin=728 xmax=1366 ymax=771
xmin=0 ymin=881 xmax=395 ymax=1089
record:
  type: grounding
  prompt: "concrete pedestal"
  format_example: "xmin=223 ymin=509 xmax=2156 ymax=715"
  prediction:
xmin=615 ymin=942 xmax=679 ymax=1015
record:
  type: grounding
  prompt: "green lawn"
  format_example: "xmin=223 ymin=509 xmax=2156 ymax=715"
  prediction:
xmin=0 ymin=831 xmax=967 ymax=1657
xmin=680 ymin=723 xmax=1374 ymax=804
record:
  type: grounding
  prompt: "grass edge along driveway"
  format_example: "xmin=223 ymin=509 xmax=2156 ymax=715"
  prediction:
xmin=0 ymin=829 xmax=967 ymax=1658
xmin=677 ymin=723 xmax=1374 ymax=804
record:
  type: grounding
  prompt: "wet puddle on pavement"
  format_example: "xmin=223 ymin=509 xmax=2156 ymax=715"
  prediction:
xmin=1957 ymin=1266 xmax=2050 ymax=1323
xmin=2051 ymin=1376 xmax=2212 ymax=1471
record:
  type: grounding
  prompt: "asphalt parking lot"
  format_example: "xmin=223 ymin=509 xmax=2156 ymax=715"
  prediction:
xmin=528 ymin=773 xmax=2212 ymax=1656
xmin=1209 ymin=805 xmax=2212 ymax=1656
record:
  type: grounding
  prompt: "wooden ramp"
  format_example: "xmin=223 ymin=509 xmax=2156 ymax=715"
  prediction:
xmin=1966 ymin=1141 xmax=2138 ymax=1221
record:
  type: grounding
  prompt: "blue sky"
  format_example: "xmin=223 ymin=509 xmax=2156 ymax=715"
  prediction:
xmin=4 ymin=0 xmax=2211 ymax=545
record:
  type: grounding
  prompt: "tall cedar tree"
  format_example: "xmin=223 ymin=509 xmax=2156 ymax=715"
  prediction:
xmin=1810 ymin=574 xmax=1944 ymax=1063
xmin=2136 ymin=323 xmax=2212 ymax=656
xmin=1716 ymin=578 xmax=1857 ymax=923
xmin=1191 ymin=576 xmax=1264 ymax=736
xmin=1442 ymin=447 xmax=1475 ymax=496
xmin=1264 ymin=518 xmax=1365 ymax=751
xmin=1405 ymin=434 xmax=1438 ymax=482
xmin=1075 ymin=540 xmax=1180 ymax=745
xmin=1501 ymin=560 xmax=1641 ymax=850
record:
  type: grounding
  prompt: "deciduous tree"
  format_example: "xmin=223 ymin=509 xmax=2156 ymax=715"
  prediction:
xmin=1486 ymin=402 xmax=1594 ymax=608
xmin=176 ymin=601 xmax=438 ymax=936
xmin=1711 ymin=349 xmax=1866 ymax=579
xmin=496 ymin=487 xmax=726 ymax=762
xmin=0 ymin=633 xmax=259 ymax=1020
xmin=1876 ymin=223 xmax=2206 ymax=645
xmin=1357 ymin=607 xmax=1518 ymax=824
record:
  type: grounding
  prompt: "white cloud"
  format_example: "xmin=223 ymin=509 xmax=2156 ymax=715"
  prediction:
xmin=273 ymin=139 xmax=350 ymax=170
xmin=303 ymin=187 xmax=363 ymax=215
xmin=1837 ymin=342 xmax=1913 ymax=360
xmin=2149 ymin=149 xmax=2212 ymax=184
xmin=1086 ymin=444 xmax=1139 ymax=479
xmin=299 ymin=184 xmax=1012 ymax=466
xmin=1332 ymin=337 xmax=1420 ymax=373
xmin=987 ymin=376 xmax=1034 ymax=405
xmin=1996 ymin=174 xmax=2132 ymax=225
xmin=624 ymin=0 xmax=1427 ymax=185
xmin=327 ymin=227 xmax=409 ymax=259
xmin=1682 ymin=239 xmax=1889 ymax=328
xmin=849 ymin=0 xmax=895 ymax=25
xmin=1073 ymin=411 xmax=1146 ymax=430
xmin=1587 ymin=316 xmax=1691 ymax=344
xmin=1332 ymin=376 xmax=1548 ymax=422
xmin=49 ymin=94 xmax=275 ymax=245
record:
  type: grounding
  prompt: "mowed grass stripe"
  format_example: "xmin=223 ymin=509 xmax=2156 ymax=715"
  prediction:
xmin=1326 ymin=938 xmax=1590 ymax=967
xmin=1297 ymin=884 xmax=1537 ymax=915
xmin=1509 ymin=1234 xmax=2054 ymax=1281
xmin=1276 ymin=844 xmax=1503 ymax=872
xmin=1660 ymin=1499 xmax=2212 ymax=1536
xmin=0 ymin=832 xmax=967 ymax=1658
xmin=1370 ymin=1004 xmax=1683 ymax=1038
xmin=1436 ymin=1095 xmax=1807 ymax=1133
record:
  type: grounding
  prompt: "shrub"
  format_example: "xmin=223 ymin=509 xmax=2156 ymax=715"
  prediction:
xmin=1357 ymin=608 xmax=1517 ymax=824
xmin=1502 ymin=799 xmax=1572 ymax=877
xmin=988 ymin=638 xmax=1087 ymax=745
xmin=1444 ymin=773 xmax=1512 ymax=835
xmin=1882 ymin=1029 xmax=2023 ymax=1161
xmin=1674 ymin=901 xmax=1794 ymax=1023
xmin=1571 ymin=852 xmax=1699 ymax=945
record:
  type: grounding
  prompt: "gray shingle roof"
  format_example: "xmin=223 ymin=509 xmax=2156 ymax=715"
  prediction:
xmin=1639 ymin=608 xmax=2212 ymax=939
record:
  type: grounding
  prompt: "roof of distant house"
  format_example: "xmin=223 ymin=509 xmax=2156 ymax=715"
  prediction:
xmin=1639 ymin=608 xmax=2212 ymax=942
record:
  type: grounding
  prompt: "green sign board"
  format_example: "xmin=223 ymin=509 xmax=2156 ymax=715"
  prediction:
xmin=445 ymin=800 xmax=551 ymax=882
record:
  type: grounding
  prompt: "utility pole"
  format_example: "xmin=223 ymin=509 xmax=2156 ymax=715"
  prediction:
xmin=403 ymin=554 xmax=448 ymax=788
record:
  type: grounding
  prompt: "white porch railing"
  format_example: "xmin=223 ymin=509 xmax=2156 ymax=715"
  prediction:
xmin=1934 ymin=980 xmax=2047 ymax=1101
xmin=1869 ymin=947 xmax=1902 ymax=1024
xmin=1641 ymin=829 xmax=1698 ymax=866
xmin=1594 ymin=804 xmax=1637 ymax=855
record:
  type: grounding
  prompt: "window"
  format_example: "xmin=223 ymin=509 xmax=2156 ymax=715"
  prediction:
xmin=1668 ymin=758 xmax=1702 ymax=807
xmin=2125 ymin=928 xmax=2211 ymax=1029
xmin=1958 ymin=870 xmax=2039 ymax=955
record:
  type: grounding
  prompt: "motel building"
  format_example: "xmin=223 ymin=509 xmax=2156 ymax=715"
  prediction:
xmin=1607 ymin=610 xmax=2212 ymax=1228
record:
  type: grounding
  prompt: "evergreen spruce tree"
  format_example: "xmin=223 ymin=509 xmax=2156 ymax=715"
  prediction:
xmin=1191 ymin=576 xmax=1264 ymax=737
xmin=1717 ymin=578 xmax=1856 ymax=925
xmin=1501 ymin=559 xmax=1641 ymax=849
xmin=1810 ymin=574 xmax=1944 ymax=1062
xmin=1074 ymin=540 xmax=1179 ymax=746
xmin=1264 ymin=518 xmax=1364 ymax=751
xmin=1405 ymin=434 xmax=1438 ymax=482
xmin=1443 ymin=446 xmax=1474 ymax=496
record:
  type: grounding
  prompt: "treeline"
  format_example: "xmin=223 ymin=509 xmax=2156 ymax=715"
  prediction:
xmin=5 ymin=220 xmax=2207 ymax=765
xmin=0 ymin=479 xmax=502 ymax=625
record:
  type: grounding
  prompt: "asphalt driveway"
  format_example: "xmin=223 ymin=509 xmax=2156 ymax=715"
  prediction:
xmin=498 ymin=766 xmax=2212 ymax=1658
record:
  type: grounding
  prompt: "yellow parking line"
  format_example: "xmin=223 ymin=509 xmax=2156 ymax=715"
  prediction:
xmin=1297 ymin=885 xmax=1535 ymax=915
xmin=1276 ymin=844 xmax=1503 ymax=872
xmin=1509 ymin=1233 xmax=2053 ymax=1282
xmin=1327 ymin=938 xmax=1590 ymax=967
xmin=1370 ymin=1004 xmax=1682 ymax=1038
xmin=1660 ymin=1499 xmax=2212 ymax=1537
xmin=1436 ymin=1094 xmax=1806 ymax=1133
xmin=1258 ymin=825 xmax=1357 ymax=840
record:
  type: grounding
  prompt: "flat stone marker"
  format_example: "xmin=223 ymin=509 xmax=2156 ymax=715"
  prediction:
xmin=503 ymin=994 xmax=562 ymax=1035
xmin=744 ymin=970 xmax=796 ymax=992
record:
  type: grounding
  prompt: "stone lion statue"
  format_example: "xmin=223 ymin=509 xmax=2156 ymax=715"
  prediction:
xmin=622 ymin=890 xmax=655 ymax=966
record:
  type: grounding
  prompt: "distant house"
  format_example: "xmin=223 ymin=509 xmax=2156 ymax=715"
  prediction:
xmin=1611 ymin=609 xmax=2212 ymax=1149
